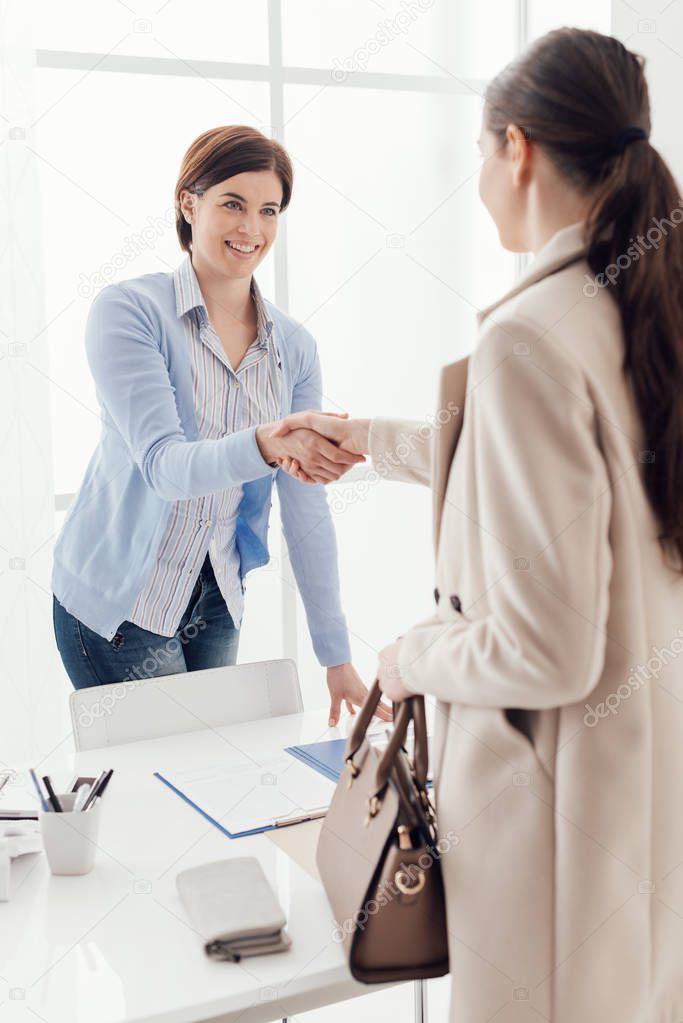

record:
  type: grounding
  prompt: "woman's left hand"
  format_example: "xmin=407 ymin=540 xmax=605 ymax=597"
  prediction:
xmin=326 ymin=663 xmax=393 ymax=726
xmin=376 ymin=640 xmax=413 ymax=703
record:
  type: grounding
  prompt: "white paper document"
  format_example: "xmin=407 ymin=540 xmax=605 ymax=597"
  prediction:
xmin=157 ymin=754 xmax=337 ymax=836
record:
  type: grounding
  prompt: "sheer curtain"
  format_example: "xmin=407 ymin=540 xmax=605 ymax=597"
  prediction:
xmin=1 ymin=0 xmax=610 ymax=768
xmin=0 ymin=2 xmax=67 ymax=765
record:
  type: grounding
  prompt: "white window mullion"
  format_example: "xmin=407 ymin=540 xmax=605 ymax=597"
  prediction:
xmin=268 ymin=0 xmax=299 ymax=668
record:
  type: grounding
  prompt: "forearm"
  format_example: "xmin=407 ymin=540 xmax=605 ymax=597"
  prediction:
xmin=368 ymin=417 xmax=432 ymax=486
xmin=398 ymin=604 xmax=607 ymax=710
xmin=142 ymin=426 xmax=272 ymax=500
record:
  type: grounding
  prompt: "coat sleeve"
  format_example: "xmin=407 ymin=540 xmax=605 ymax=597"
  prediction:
xmin=276 ymin=327 xmax=351 ymax=668
xmin=398 ymin=316 xmax=614 ymax=709
xmin=85 ymin=283 xmax=272 ymax=501
xmin=367 ymin=417 xmax=432 ymax=486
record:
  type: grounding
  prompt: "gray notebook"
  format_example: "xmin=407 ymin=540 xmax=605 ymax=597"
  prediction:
xmin=176 ymin=856 xmax=292 ymax=962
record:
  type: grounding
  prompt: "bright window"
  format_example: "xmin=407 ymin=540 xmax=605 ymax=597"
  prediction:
xmin=15 ymin=0 xmax=611 ymax=759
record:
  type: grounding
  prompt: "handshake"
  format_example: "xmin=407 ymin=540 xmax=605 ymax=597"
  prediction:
xmin=256 ymin=411 xmax=370 ymax=484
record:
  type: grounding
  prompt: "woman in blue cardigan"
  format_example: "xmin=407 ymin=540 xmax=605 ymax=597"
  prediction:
xmin=52 ymin=125 xmax=390 ymax=727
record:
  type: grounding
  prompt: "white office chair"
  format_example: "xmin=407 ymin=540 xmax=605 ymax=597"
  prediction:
xmin=69 ymin=658 xmax=302 ymax=752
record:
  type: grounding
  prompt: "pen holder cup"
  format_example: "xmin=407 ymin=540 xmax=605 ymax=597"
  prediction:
xmin=39 ymin=793 xmax=101 ymax=876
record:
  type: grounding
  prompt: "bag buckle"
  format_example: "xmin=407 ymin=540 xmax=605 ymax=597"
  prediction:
xmin=364 ymin=794 xmax=381 ymax=826
xmin=345 ymin=757 xmax=360 ymax=788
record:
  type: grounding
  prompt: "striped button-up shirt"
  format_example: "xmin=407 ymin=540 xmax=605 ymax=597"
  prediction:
xmin=127 ymin=255 xmax=281 ymax=636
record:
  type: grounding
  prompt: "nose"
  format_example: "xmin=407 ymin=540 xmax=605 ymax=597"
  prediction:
xmin=237 ymin=209 xmax=261 ymax=238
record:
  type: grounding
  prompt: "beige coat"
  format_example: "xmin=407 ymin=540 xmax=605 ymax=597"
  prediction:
xmin=368 ymin=223 xmax=683 ymax=1022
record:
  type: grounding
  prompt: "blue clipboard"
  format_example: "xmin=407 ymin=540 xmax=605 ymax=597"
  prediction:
xmin=284 ymin=737 xmax=433 ymax=787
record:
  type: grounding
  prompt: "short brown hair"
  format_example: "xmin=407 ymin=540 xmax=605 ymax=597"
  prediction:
xmin=174 ymin=125 xmax=294 ymax=253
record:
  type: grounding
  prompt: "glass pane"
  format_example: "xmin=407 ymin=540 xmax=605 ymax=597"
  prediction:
xmin=35 ymin=69 xmax=272 ymax=496
xmin=284 ymin=84 xmax=514 ymax=687
xmin=297 ymin=479 xmax=434 ymax=701
xmin=282 ymin=0 xmax=515 ymax=81
xmin=32 ymin=0 xmax=269 ymax=65
xmin=284 ymin=84 xmax=512 ymax=414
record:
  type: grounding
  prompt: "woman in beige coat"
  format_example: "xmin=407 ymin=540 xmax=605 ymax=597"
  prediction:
xmin=276 ymin=28 xmax=683 ymax=1023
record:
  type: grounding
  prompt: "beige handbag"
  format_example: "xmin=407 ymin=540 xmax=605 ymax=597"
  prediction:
xmin=316 ymin=680 xmax=449 ymax=983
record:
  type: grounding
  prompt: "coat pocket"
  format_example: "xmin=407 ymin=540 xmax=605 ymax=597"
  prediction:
xmin=499 ymin=707 xmax=553 ymax=786
xmin=504 ymin=707 xmax=536 ymax=747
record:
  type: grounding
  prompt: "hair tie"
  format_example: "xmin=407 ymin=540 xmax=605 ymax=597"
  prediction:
xmin=613 ymin=126 xmax=648 ymax=154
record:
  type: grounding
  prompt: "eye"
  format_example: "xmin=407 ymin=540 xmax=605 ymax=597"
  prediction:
xmin=222 ymin=200 xmax=241 ymax=211
xmin=262 ymin=208 xmax=278 ymax=217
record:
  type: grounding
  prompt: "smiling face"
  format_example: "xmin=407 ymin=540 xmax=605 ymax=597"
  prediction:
xmin=179 ymin=169 xmax=283 ymax=280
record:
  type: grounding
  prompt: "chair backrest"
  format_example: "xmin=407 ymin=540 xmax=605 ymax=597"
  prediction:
xmin=69 ymin=658 xmax=303 ymax=752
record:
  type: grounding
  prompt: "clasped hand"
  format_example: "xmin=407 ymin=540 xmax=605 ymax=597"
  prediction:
xmin=256 ymin=411 xmax=370 ymax=484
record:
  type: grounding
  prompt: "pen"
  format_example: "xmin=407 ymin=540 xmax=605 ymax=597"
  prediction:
xmin=42 ymin=775 xmax=63 ymax=813
xmin=80 ymin=769 xmax=109 ymax=812
xmin=0 ymin=772 xmax=12 ymax=796
xmin=95 ymin=769 xmax=114 ymax=799
xmin=271 ymin=806 xmax=328 ymax=827
xmin=29 ymin=769 xmax=50 ymax=812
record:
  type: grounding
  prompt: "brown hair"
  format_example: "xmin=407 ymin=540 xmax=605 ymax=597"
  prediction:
xmin=174 ymin=125 xmax=294 ymax=253
xmin=485 ymin=28 xmax=683 ymax=568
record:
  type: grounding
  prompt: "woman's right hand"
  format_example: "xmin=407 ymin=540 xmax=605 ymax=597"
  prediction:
xmin=256 ymin=422 xmax=365 ymax=484
xmin=268 ymin=412 xmax=371 ymax=484
xmin=271 ymin=411 xmax=370 ymax=455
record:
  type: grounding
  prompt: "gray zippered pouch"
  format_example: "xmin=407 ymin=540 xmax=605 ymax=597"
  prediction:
xmin=176 ymin=856 xmax=292 ymax=962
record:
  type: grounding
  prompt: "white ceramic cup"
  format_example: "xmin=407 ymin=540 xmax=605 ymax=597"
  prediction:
xmin=39 ymin=792 xmax=101 ymax=875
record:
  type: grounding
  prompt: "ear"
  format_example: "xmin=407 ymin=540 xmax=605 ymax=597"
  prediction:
xmin=506 ymin=123 xmax=532 ymax=188
xmin=179 ymin=189 xmax=195 ymax=224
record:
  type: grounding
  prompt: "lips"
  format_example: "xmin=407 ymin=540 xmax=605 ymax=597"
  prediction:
xmin=225 ymin=240 xmax=260 ymax=257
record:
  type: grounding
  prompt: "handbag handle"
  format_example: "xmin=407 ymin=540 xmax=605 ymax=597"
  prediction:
xmin=373 ymin=695 xmax=429 ymax=793
xmin=345 ymin=677 xmax=385 ymax=763
xmin=345 ymin=678 xmax=429 ymax=794
xmin=410 ymin=695 xmax=429 ymax=788
xmin=373 ymin=698 xmax=413 ymax=792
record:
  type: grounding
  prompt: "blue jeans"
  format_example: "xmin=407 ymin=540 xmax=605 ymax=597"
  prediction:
xmin=53 ymin=553 xmax=240 ymax=690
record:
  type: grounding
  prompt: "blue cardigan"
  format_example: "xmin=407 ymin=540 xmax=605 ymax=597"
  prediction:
xmin=51 ymin=270 xmax=351 ymax=666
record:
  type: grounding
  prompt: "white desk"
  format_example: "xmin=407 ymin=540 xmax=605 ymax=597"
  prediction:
xmin=0 ymin=709 xmax=408 ymax=1023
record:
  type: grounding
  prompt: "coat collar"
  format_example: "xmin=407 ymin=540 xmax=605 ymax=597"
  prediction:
xmin=476 ymin=221 xmax=588 ymax=328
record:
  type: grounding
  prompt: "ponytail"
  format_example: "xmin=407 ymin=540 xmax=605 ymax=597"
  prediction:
xmin=586 ymin=145 xmax=683 ymax=564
